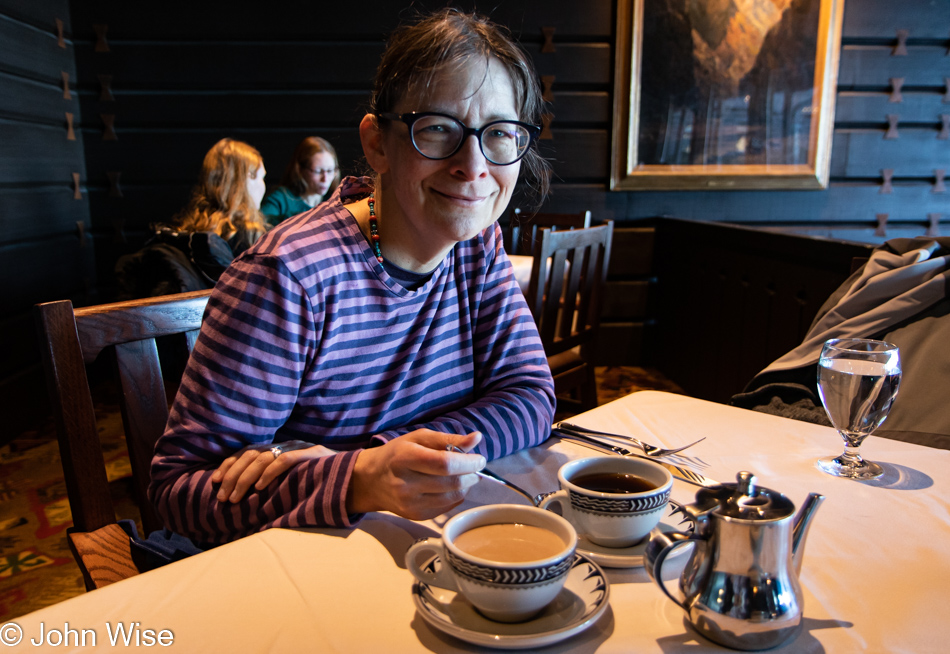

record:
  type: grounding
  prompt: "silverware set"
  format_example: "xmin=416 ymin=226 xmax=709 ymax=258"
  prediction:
xmin=557 ymin=422 xmax=705 ymax=458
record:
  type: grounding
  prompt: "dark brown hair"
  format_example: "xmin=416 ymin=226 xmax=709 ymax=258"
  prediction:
xmin=370 ymin=8 xmax=550 ymax=203
xmin=280 ymin=136 xmax=341 ymax=198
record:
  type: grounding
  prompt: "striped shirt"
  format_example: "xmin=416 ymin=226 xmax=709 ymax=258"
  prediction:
xmin=149 ymin=177 xmax=556 ymax=543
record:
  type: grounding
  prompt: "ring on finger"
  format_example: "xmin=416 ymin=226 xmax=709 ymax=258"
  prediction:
xmin=271 ymin=445 xmax=283 ymax=459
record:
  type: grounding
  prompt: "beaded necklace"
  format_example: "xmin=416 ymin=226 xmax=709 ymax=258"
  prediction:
xmin=367 ymin=194 xmax=383 ymax=262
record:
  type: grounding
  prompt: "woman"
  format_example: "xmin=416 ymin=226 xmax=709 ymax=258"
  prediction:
xmin=260 ymin=136 xmax=341 ymax=224
xmin=149 ymin=9 xmax=555 ymax=544
xmin=175 ymin=138 xmax=269 ymax=255
xmin=115 ymin=138 xmax=268 ymax=298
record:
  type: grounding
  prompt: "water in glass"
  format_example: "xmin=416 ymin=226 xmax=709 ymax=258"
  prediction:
xmin=816 ymin=338 xmax=901 ymax=480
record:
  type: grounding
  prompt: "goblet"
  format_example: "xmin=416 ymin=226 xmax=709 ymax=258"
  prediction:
xmin=816 ymin=338 xmax=901 ymax=480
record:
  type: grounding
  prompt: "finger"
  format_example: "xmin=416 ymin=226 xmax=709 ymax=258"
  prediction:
xmin=448 ymin=430 xmax=483 ymax=452
xmin=211 ymin=455 xmax=238 ymax=484
xmin=227 ymin=452 xmax=280 ymax=502
xmin=254 ymin=445 xmax=334 ymax=490
xmin=217 ymin=450 xmax=267 ymax=502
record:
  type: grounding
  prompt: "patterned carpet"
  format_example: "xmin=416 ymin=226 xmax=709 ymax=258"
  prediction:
xmin=0 ymin=366 xmax=681 ymax=621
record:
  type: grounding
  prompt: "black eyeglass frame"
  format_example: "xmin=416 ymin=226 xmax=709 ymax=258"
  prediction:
xmin=377 ymin=112 xmax=541 ymax=166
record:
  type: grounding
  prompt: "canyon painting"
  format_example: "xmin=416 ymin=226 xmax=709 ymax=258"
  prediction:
xmin=611 ymin=0 xmax=844 ymax=190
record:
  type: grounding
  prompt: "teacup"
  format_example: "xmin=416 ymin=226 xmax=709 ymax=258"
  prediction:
xmin=539 ymin=456 xmax=672 ymax=548
xmin=405 ymin=504 xmax=577 ymax=622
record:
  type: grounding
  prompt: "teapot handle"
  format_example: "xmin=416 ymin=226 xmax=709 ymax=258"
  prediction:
xmin=644 ymin=528 xmax=694 ymax=612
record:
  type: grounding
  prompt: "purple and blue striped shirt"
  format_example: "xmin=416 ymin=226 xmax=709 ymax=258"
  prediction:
xmin=148 ymin=177 xmax=556 ymax=543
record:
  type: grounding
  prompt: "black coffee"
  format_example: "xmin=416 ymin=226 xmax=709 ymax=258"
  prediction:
xmin=571 ymin=472 xmax=657 ymax=494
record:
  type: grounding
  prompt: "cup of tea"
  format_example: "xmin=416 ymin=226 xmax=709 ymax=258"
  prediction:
xmin=405 ymin=504 xmax=577 ymax=622
xmin=538 ymin=456 xmax=672 ymax=548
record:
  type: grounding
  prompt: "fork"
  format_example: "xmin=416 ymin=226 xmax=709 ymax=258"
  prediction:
xmin=557 ymin=422 xmax=705 ymax=458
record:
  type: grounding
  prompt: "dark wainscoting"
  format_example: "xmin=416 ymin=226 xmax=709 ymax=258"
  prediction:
xmin=652 ymin=219 xmax=874 ymax=404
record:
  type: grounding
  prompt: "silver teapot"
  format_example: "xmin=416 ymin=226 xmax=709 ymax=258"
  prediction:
xmin=644 ymin=472 xmax=825 ymax=651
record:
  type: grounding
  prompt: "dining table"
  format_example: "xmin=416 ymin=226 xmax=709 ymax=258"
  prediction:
xmin=8 ymin=390 xmax=950 ymax=652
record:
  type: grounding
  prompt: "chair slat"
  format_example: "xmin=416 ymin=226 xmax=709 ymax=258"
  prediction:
xmin=114 ymin=338 xmax=169 ymax=535
xmin=525 ymin=222 xmax=614 ymax=412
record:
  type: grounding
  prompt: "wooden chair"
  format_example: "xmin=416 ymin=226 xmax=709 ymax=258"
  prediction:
xmin=526 ymin=222 xmax=613 ymax=413
xmin=507 ymin=208 xmax=592 ymax=256
xmin=34 ymin=289 xmax=211 ymax=590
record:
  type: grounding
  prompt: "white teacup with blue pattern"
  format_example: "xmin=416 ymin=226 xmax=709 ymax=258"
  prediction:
xmin=539 ymin=457 xmax=672 ymax=548
xmin=405 ymin=504 xmax=577 ymax=623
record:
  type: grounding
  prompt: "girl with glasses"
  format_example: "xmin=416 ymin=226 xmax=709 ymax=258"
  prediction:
xmin=261 ymin=136 xmax=341 ymax=225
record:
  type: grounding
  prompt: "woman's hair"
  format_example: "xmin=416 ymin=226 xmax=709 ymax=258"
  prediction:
xmin=370 ymin=8 xmax=550 ymax=204
xmin=175 ymin=138 xmax=268 ymax=249
xmin=280 ymin=136 xmax=342 ymax=197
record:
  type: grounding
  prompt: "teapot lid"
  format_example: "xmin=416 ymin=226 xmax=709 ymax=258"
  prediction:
xmin=695 ymin=471 xmax=795 ymax=521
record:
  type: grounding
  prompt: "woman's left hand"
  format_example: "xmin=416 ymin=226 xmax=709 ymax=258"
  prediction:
xmin=211 ymin=440 xmax=336 ymax=503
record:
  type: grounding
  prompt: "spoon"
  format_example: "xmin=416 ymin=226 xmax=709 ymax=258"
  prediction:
xmin=446 ymin=445 xmax=544 ymax=506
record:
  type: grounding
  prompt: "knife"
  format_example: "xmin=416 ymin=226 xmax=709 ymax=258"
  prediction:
xmin=551 ymin=428 xmax=721 ymax=488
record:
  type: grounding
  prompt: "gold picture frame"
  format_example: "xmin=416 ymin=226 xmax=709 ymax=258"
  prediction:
xmin=611 ymin=0 xmax=845 ymax=191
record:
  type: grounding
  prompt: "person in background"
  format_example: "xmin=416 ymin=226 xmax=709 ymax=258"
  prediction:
xmin=260 ymin=136 xmax=341 ymax=224
xmin=115 ymin=138 xmax=268 ymax=298
xmin=149 ymin=8 xmax=554 ymax=545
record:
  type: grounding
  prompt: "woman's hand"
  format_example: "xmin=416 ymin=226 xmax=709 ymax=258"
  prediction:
xmin=347 ymin=430 xmax=486 ymax=520
xmin=212 ymin=440 xmax=336 ymax=504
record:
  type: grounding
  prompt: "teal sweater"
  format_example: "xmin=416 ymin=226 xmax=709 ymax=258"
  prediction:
xmin=261 ymin=187 xmax=312 ymax=225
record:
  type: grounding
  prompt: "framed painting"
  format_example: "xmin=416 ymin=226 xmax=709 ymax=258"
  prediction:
xmin=611 ymin=0 xmax=845 ymax=190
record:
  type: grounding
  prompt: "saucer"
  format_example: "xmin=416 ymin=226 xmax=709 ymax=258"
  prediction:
xmin=412 ymin=552 xmax=609 ymax=650
xmin=576 ymin=520 xmax=691 ymax=568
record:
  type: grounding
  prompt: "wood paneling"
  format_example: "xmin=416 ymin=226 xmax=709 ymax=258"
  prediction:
xmin=607 ymin=182 xmax=950 ymax=224
xmin=830 ymin=129 xmax=950 ymax=178
xmin=654 ymin=219 xmax=874 ymax=403
xmin=69 ymin=0 xmax=613 ymax=40
xmin=0 ymin=72 xmax=77 ymax=124
xmin=74 ymin=90 xmax=606 ymax=129
xmin=838 ymin=47 xmax=950 ymax=88
xmin=0 ymin=186 xmax=88 ymax=243
xmin=0 ymin=13 xmax=73 ymax=79
xmin=835 ymin=91 xmax=950 ymax=124
xmin=842 ymin=0 xmax=950 ymax=39
xmin=0 ymin=121 xmax=86 ymax=183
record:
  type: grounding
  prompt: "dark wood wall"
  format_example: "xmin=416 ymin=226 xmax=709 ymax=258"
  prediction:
xmin=0 ymin=0 xmax=93 ymax=438
xmin=3 ymin=0 xmax=948 ymax=435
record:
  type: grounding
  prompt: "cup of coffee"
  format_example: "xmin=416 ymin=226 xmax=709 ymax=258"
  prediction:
xmin=538 ymin=456 xmax=672 ymax=548
xmin=405 ymin=504 xmax=577 ymax=622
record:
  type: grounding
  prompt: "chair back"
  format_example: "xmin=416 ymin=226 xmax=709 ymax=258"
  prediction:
xmin=526 ymin=222 xmax=613 ymax=411
xmin=34 ymin=289 xmax=210 ymax=589
xmin=507 ymin=209 xmax=592 ymax=256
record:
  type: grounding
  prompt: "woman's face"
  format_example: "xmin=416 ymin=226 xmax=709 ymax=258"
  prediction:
xmin=303 ymin=152 xmax=337 ymax=197
xmin=375 ymin=57 xmax=522 ymax=252
xmin=247 ymin=164 xmax=266 ymax=209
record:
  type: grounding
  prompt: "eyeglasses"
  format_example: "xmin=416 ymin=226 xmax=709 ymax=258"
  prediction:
xmin=377 ymin=112 xmax=540 ymax=166
xmin=304 ymin=166 xmax=337 ymax=177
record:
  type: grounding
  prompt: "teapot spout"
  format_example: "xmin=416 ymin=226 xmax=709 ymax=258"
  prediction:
xmin=792 ymin=492 xmax=825 ymax=576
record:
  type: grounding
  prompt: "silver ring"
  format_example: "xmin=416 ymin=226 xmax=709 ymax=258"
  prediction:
xmin=271 ymin=445 xmax=283 ymax=459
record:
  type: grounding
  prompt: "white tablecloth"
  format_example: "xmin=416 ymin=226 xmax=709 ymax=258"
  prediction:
xmin=11 ymin=391 xmax=950 ymax=652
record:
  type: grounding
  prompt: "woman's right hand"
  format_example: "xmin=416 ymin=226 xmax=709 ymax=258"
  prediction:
xmin=346 ymin=429 xmax=486 ymax=520
xmin=212 ymin=440 xmax=335 ymax=504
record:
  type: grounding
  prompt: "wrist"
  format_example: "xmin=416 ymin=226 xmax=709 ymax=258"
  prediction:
xmin=346 ymin=448 xmax=379 ymax=515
